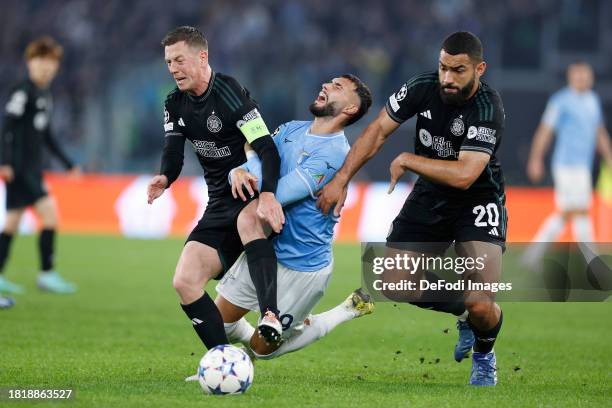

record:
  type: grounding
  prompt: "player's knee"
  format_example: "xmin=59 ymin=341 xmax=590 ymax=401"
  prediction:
xmin=464 ymin=300 xmax=493 ymax=318
xmin=41 ymin=214 xmax=57 ymax=228
xmin=2 ymin=223 xmax=18 ymax=235
xmin=236 ymin=203 xmax=264 ymax=241
xmin=3 ymin=211 xmax=23 ymax=233
xmin=382 ymin=287 xmax=404 ymax=303
xmin=172 ymin=263 xmax=210 ymax=297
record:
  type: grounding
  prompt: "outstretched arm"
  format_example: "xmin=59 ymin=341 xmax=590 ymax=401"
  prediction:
xmin=316 ymin=108 xmax=400 ymax=215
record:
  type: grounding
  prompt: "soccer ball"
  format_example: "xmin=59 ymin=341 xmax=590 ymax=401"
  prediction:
xmin=198 ymin=344 xmax=254 ymax=395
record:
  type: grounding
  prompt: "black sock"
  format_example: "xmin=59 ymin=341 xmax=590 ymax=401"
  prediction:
xmin=244 ymin=239 xmax=279 ymax=316
xmin=410 ymin=271 xmax=466 ymax=316
xmin=39 ymin=228 xmax=55 ymax=272
xmin=468 ymin=310 xmax=503 ymax=353
xmin=180 ymin=292 xmax=228 ymax=350
xmin=0 ymin=232 xmax=14 ymax=273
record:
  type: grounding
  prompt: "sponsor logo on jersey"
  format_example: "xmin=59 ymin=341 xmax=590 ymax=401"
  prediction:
xmin=283 ymin=137 xmax=293 ymax=143
xmin=395 ymin=83 xmax=408 ymax=101
xmin=467 ymin=126 xmax=478 ymax=139
xmin=206 ymin=112 xmax=223 ymax=133
xmin=432 ymin=136 xmax=458 ymax=158
xmin=164 ymin=109 xmax=170 ymax=124
xmin=178 ymin=117 xmax=185 ymax=127
xmin=419 ymin=110 xmax=432 ymax=119
xmin=33 ymin=112 xmax=49 ymax=131
xmin=164 ymin=123 xmax=174 ymax=132
xmin=190 ymin=140 xmax=231 ymax=158
xmin=419 ymin=128 xmax=432 ymax=147
xmin=451 ymin=117 xmax=464 ymax=136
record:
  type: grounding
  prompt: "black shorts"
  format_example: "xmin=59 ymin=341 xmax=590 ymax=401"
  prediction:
xmin=386 ymin=186 xmax=507 ymax=254
xmin=186 ymin=195 xmax=255 ymax=279
xmin=5 ymin=174 xmax=48 ymax=210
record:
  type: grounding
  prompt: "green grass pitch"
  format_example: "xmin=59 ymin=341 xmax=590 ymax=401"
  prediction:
xmin=1 ymin=235 xmax=610 ymax=407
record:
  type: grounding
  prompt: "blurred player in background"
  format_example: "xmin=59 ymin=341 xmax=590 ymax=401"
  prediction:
xmin=147 ymin=26 xmax=284 ymax=352
xmin=0 ymin=36 xmax=80 ymax=295
xmin=318 ymin=32 xmax=506 ymax=386
xmin=214 ymin=75 xmax=374 ymax=361
xmin=525 ymin=62 xmax=612 ymax=264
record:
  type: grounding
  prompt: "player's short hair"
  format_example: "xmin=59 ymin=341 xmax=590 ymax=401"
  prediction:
xmin=441 ymin=31 xmax=483 ymax=63
xmin=24 ymin=36 xmax=63 ymax=61
xmin=161 ymin=26 xmax=208 ymax=51
xmin=341 ymin=74 xmax=372 ymax=126
xmin=568 ymin=60 xmax=592 ymax=70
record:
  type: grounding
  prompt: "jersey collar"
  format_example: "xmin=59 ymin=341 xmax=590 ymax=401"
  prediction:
xmin=306 ymin=125 xmax=345 ymax=139
xmin=187 ymin=70 xmax=216 ymax=103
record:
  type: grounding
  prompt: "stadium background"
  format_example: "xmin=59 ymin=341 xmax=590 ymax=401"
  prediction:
xmin=0 ymin=0 xmax=611 ymax=242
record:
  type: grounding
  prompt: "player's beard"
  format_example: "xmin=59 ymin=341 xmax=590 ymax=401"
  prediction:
xmin=439 ymin=74 xmax=476 ymax=106
xmin=309 ymin=101 xmax=337 ymax=118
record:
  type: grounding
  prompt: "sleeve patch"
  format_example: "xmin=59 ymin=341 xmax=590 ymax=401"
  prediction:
xmin=6 ymin=90 xmax=27 ymax=116
xmin=388 ymin=94 xmax=400 ymax=112
xmin=237 ymin=109 xmax=270 ymax=143
xmin=467 ymin=126 xmax=496 ymax=144
xmin=308 ymin=169 xmax=325 ymax=186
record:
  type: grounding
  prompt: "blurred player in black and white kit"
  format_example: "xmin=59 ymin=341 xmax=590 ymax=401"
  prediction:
xmin=147 ymin=26 xmax=285 ymax=353
xmin=318 ymin=32 xmax=505 ymax=386
xmin=0 ymin=37 xmax=80 ymax=295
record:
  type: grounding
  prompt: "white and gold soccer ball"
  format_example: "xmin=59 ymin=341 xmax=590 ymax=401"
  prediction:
xmin=198 ymin=344 xmax=254 ymax=395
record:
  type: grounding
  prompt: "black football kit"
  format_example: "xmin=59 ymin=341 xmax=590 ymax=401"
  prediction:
xmin=384 ymin=71 xmax=507 ymax=253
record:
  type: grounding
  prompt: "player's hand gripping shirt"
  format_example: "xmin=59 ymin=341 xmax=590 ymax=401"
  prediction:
xmin=385 ymin=71 xmax=505 ymax=199
xmin=234 ymin=121 xmax=349 ymax=272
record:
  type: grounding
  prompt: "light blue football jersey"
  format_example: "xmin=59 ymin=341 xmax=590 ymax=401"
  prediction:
xmin=542 ymin=87 xmax=603 ymax=169
xmin=239 ymin=120 xmax=349 ymax=272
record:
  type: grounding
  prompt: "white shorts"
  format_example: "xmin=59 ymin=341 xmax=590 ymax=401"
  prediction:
xmin=216 ymin=253 xmax=333 ymax=339
xmin=552 ymin=166 xmax=592 ymax=211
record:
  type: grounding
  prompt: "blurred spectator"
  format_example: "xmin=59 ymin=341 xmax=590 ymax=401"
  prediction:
xmin=0 ymin=0 xmax=608 ymax=183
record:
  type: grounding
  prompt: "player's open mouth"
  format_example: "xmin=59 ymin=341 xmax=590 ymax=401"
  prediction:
xmin=176 ymin=77 xmax=186 ymax=84
xmin=316 ymin=92 xmax=327 ymax=103
xmin=443 ymin=87 xmax=458 ymax=94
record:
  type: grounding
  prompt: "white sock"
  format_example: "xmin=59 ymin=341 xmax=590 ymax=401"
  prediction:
xmin=572 ymin=215 xmax=594 ymax=242
xmin=524 ymin=213 xmax=565 ymax=266
xmin=258 ymin=302 xmax=356 ymax=360
xmin=533 ymin=213 xmax=565 ymax=242
xmin=224 ymin=318 xmax=255 ymax=346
